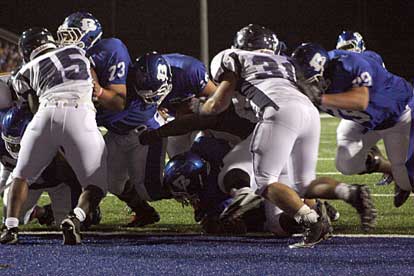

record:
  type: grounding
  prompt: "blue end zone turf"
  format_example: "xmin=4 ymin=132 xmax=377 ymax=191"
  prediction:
xmin=1 ymin=235 xmax=414 ymax=275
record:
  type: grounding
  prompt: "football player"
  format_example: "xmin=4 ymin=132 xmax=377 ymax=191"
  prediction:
xmin=335 ymin=30 xmax=391 ymax=186
xmin=164 ymin=136 xmax=268 ymax=234
xmin=198 ymin=24 xmax=377 ymax=247
xmin=0 ymin=104 xmax=101 ymax=230
xmin=132 ymin=51 xmax=217 ymax=157
xmin=57 ymin=12 xmax=164 ymax=227
xmin=0 ymin=27 xmax=107 ymax=245
xmin=292 ymin=43 xmax=414 ymax=208
xmin=335 ymin=30 xmax=385 ymax=67
xmin=0 ymin=105 xmax=80 ymax=227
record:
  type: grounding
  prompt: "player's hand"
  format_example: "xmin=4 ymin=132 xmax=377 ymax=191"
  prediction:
xmin=296 ymin=79 xmax=322 ymax=106
xmin=139 ymin=129 xmax=161 ymax=145
xmin=188 ymin=97 xmax=206 ymax=114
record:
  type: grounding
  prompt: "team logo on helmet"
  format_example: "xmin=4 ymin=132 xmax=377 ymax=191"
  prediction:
xmin=309 ymin=53 xmax=327 ymax=73
xmin=80 ymin=18 xmax=97 ymax=32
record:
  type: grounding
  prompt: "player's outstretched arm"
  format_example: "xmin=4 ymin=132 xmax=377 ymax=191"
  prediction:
xmin=200 ymin=72 xmax=237 ymax=115
xmin=321 ymin=86 xmax=369 ymax=111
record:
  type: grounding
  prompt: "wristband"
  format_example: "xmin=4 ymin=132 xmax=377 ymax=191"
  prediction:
xmin=95 ymin=87 xmax=104 ymax=98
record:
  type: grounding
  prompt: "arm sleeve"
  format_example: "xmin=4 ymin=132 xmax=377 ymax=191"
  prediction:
xmin=156 ymin=113 xmax=219 ymax=137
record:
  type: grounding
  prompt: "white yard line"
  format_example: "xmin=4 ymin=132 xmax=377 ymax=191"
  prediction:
xmin=320 ymin=113 xmax=334 ymax=119
xmin=18 ymin=231 xmax=414 ymax=238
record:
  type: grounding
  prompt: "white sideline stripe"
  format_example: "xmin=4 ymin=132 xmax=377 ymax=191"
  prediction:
xmin=18 ymin=231 xmax=414 ymax=238
xmin=317 ymin=172 xmax=341 ymax=175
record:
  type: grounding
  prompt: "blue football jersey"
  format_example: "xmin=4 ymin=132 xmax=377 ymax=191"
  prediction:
xmin=160 ymin=54 xmax=209 ymax=113
xmin=87 ymin=38 xmax=159 ymax=133
xmin=328 ymin=49 xmax=384 ymax=67
xmin=363 ymin=50 xmax=385 ymax=67
xmin=190 ymin=136 xmax=232 ymax=218
xmin=324 ymin=50 xmax=413 ymax=130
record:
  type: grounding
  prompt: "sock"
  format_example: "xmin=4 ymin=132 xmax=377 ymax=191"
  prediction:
xmin=230 ymin=187 xmax=252 ymax=198
xmin=334 ymin=183 xmax=351 ymax=201
xmin=73 ymin=207 xmax=86 ymax=222
xmin=293 ymin=205 xmax=319 ymax=224
xmin=5 ymin=217 xmax=19 ymax=229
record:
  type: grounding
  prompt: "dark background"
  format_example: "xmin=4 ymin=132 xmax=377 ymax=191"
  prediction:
xmin=0 ymin=0 xmax=413 ymax=79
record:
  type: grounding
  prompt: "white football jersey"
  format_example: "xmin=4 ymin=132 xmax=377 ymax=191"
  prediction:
xmin=12 ymin=45 xmax=93 ymax=104
xmin=211 ymin=48 xmax=309 ymax=117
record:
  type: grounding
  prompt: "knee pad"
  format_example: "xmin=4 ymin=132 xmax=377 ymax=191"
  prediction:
xmin=222 ymin=169 xmax=251 ymax=194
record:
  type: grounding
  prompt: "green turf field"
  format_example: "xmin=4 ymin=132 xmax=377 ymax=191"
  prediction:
xmin=2 ymin=116 xmax=414 ymax=235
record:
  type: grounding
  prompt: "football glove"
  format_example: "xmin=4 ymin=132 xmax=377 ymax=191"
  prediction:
xmin=139 ymin=129 xmax=162 ymax=145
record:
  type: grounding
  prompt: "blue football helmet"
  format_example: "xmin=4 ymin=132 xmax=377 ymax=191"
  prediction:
xmin=129 ymin=52 xmax=173 ymax=105
xmin=336 ymin=31 xmax=366 ymax=53
xmin=1 ymin=105 xmax=33 ymax=159
xmin=57 ymin=12 xmax=103 ymax=50
xmin=291 ymin=43 xmax=330 ymax=89
xmin=163 ymin=152 xmax=209 ymax=205
xmin=232 ymin=24 xmax=279 ymax=53
xmin=19 ymin=27 xmax=57 ymax=63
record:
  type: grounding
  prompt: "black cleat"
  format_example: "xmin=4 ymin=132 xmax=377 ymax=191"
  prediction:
xmin=219 ymin=187 xmax=263 ymax=223
xmin=375 ymin=173 xmax=393 ymax=186
xmin=38 ymin=204 xmax=55 ymax=226
xmin=81 ymin=206 xmax=102 ymax=230
xmin=126 ymin=207 xmax=160 ymax=227
xmin=290 ymin=200 xmax=333 ymax=249
xmin=324 ymin=201 xmax=340 ymax=221
xmin=346 ymin=184 xmax=377 ymax=231
xmin=61 ymin=214 xmax=81 ymax=245
xmin=0 ymin=227 xmax=18 ymax=245
xmin=394 ymin=185 xmax=411 ymax=208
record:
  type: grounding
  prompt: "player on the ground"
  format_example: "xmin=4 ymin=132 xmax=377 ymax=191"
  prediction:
xmin=196 ymin=24 xmax=376 ymax=247
xmin=164 ymin=136 xmax=264 ymax=234
xmin=0 ymin=27 xmax=107 ymax=245
xmin=292 ymin=43 xmax=414 ymax=208
xmin=57 ymin=12 xmax=164 ymax=227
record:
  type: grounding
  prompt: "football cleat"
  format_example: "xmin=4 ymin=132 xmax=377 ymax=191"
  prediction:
xmin=346 ymin=184 xmax=377 ymax=231
xmin=289 ymin=200 xmax=333 ymax=249
xmin=394 ymin=185 xmax=411 ymax=208
xmin=0 ymin=227 xmax=18 ymax=245
xmin=37 ymin=204 xmax=55 ymax=226
xmin=61 ymin=213 xmax=81 ymax=245
xmin=324 ymin=201 xmax=340 ymax=221
xmin=81 ymin=206 xmax=102 ymax=230
xmin=375 ymin=173 xmax=393 ymax=186
xmin=126 ymin=207 xmax=160 ymax=227
xmin=219 ymin=187 xmax=263 ymax=222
